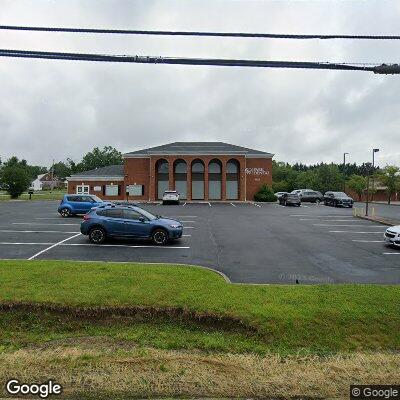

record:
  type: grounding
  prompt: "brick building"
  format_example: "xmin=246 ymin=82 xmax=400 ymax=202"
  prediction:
xmin=67 ymin=142 xmax=274 ymax=201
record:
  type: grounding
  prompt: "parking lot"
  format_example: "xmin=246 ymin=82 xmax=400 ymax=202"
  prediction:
xmin=0 ymin=200 xmax=399 ymax=284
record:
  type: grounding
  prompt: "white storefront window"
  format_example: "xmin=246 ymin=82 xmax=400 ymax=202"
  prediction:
xmin=105 ymin=185 xmax=119 ymax=196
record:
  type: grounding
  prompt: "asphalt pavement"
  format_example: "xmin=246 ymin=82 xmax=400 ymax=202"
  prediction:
xmin=0 ymin=200 xmax=399 ymax=284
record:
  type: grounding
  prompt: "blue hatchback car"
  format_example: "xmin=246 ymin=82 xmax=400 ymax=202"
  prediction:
xmin=80 ymin=205 xmax=183 ymax=245
xmin=58 ymin=194 xmax=112 ymax=218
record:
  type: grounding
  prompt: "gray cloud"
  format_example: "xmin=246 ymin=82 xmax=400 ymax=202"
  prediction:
xmin=0 ymin=0 xmax=399 ymax=167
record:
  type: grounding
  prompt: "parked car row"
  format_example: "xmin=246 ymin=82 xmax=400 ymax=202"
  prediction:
xmin=58 ymin=194 xmax=183 ymax=245
xmin=274 ymin=189 xmax=354 ymax=207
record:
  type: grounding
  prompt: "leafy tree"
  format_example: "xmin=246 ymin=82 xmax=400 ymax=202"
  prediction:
xmin=272 ymin=180 xmax=289 ymax=193
xmin=0 ymin=165 xmax=31 ymax=198
xmin=313 ymin=164 xmax=343 ymax=193
xmin=347 ymin=175 xmax=366 ymax=201
xmin=379 ymin=166 xmax=400 ymax=204
xmin=254 ymin=184 xmax=277 ymax=202
xmin=52 ymin=161 xmax=71 ymax=180
xmin=0 ymin=156 xmax=46 ymax=181
xmin=80 ymin=146 xmax=123 ymax=171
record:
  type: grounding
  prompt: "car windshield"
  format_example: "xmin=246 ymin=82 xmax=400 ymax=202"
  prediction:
xmin=333 ymin=192 xmax=348 ymax=197
xmin=90 ymin=195 xmax=103 ymax=202
xmin=136 ymin=208 xmax=157 ymax=221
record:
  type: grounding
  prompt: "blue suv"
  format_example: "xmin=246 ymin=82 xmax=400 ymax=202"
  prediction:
xmin=80 ymin=205 xmax=183 ymax=245
xmin=58 ymin=194 xmax=113 ymax=217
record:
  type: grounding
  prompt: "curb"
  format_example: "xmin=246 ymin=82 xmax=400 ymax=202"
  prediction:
xmin=370 ymin=201 xmax=400 ymax=207
xmin=354 ymin=215 xmax=396 ymax=226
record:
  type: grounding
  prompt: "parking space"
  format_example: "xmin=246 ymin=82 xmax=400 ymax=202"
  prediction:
xmin=0 ymin=200 xmax=399 ymax=284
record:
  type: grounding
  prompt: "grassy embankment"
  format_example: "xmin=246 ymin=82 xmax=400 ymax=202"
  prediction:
xmin=0 ymin=260 xmax=399 ymax=398
xmin=0 ymin=189 xmax=65 ymax=201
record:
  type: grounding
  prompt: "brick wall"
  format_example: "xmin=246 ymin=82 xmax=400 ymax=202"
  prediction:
xmin=67 ymin=180 xmax=125 ymax=201
xmin=245 ymin=158 xmax=273 ymax=201
xmin=124 ymin=158 xmax=151 ymax=201
xmin=68 ymin=154 xmax=273 ymax=202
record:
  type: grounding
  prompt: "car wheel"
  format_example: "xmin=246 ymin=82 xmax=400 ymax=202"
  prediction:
xmin=152 ymin=229 xmax=168 ymax=245
xmin=60 ymin=208 xmax=71 ymax=218
xmin=89 ymin=227 xmax=106 ymax=244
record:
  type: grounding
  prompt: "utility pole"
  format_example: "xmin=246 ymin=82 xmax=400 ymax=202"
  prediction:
xmin=343 ymin=152 xmax=349 ymax=193
xmin=365 ymin=149 xmax=379 ymax=216
xmin=51 ymin=159 xmax=54 ymax=191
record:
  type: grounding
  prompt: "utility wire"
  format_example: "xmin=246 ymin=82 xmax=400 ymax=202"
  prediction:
xmin=1 ymin=25 xmax=400 ymax=40
xmin=0 ymin=48 xmax=399 ymax=74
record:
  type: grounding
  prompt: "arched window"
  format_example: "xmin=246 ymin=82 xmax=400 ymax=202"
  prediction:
xmin=226 ymin=159 xmax=240 ymax=200
xmin=156 ymin=159 xmax=169 ymax=200
xmin=191 ymin=160 xmax=205 ymax=200
xmin=174 ymin=159 xmax=187 ymax=200
xmin=208 ymin=159 xmax=222 ymax=200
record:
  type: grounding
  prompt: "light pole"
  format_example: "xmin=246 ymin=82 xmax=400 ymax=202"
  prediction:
xmin=343 ymin=152 xmax=349 ymax=193
xmin=365 ymin=148 xmax=379 ymax=216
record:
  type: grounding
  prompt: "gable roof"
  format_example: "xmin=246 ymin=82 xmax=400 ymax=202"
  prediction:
xmin=124 ymin=142 xmax=273 ymax=158
xmin=67 ymin=164 xmax=124 ymax=180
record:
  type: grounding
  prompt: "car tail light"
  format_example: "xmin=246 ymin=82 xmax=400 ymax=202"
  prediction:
xmin=83 ymin=214 xmax=91 ymax=221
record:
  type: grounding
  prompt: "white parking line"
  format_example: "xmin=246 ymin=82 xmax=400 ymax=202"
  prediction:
xmin=382 ymin=252 xmax=400 ymax=255
xmin=0 ymin=242 xmax=53 ymax=245
xmin=0 ymin=242 xmax=191 ymax=249
xmin=300 ymin=218 xmax=355 ymax=221
xmin=251 ymin=202 xmax=261 ymax=208
xmin=329 ymin=230 xmax=385 ymax=234
xmin=183 ymin=202 xmax=187 ymax=206
xmin=28 ymin=233 xmax=82 ymax=260
xmin=352 ymin=240 xmax=383 ymax=243
xmin=291 ymin=215 xmax=353 ymax=217
xmin=314 ymin=224 xmax=383 ymax=227
xmin=13 ymin=222 xmax=79 ymax=226
xmin=183 ymin=226 xmax=195 ymax=229
xmin=0 ymin=230 xmax=80 ymax=234
xmin=208 ymin=202 xmax=212 ymax=207
xmin=63 ymin=243 xmax=190 ymax=249
xmin=178 ymin=220 xmax=196 ymax=223
xmin=230 ymin=203 xmax=236 ymax=207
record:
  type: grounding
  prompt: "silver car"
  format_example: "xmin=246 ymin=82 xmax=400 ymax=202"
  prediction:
xmin=162 ymin=190 xmax=180 ymax=205
xmin=384 ymin=226 xmax=400 ymax=248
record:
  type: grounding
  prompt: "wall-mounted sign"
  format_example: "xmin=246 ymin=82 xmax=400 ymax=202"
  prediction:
xmin=93 ymin=186 xmax=102 ymax=192
xmin=127 ymin=184 xmax=143 ymax=196
xmin=245 ymin=168 xmax=270 ymax=176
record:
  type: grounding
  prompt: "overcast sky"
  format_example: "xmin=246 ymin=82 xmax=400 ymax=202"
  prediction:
xmin=0 ymin=0 xmax=399 ymax=168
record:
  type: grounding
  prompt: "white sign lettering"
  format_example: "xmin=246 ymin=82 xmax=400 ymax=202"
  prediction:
xmin=245 ymin=168 xmax=269 ymax=175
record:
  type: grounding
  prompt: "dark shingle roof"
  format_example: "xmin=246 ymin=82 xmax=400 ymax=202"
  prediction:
xmin=69 ymin=164 xmax=123 ymax=178
xmin=124 ymin=142 xmax=273 ymax=157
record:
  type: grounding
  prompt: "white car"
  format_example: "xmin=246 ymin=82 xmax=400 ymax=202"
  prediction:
xmin=162 ymin=190 xmax=180 ymax=205
xmin=384 ymin=226 xmax=400 ymax=248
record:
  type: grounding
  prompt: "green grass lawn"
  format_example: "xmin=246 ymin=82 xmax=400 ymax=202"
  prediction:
xmin=0 ymin=260 xmax=399 ymax=355
xmin=0 ymin=190 xmax=65 ymax=201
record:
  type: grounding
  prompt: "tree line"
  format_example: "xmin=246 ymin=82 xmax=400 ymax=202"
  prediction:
xmin=0 ymin=146 xmax=122 ymax=198
xmin=272 ymin=161 xmax=400 ymax=204
xmin=1 ymin=147 xmax=399 ymax=203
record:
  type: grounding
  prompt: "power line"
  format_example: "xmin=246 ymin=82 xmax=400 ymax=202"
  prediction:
xmin=1 ymin=25 xmax=400 ymax=40
xmin=1 ymin=48 xmax=399 ymax=73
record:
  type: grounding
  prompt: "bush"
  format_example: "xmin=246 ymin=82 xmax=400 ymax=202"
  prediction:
xmin=0 ymin=165 xmax=31 ymax=198
xmin=254 ymin=184 xmax=277 ymax=202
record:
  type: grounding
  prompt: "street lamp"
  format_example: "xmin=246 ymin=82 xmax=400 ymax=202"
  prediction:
xmin=343 ymin=152 xmax=349 ymax=193
xmin=365 ymin=148 xmax=380 ymax=216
